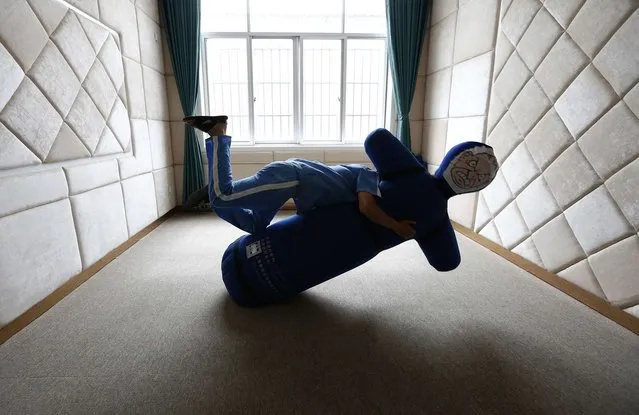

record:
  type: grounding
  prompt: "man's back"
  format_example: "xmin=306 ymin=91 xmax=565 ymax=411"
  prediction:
xmin=288 ymin=158 xmax=379 ymax=212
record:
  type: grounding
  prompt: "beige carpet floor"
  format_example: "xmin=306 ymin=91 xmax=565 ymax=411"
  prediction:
xmin=1 ymin=213 xmax=638 ymax=414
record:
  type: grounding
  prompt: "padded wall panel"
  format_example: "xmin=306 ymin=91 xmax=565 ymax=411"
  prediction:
xmin=477 ymin=0 xmax=639 ymax=312
xmin=0 ymin=200 xmax=82 ymax=326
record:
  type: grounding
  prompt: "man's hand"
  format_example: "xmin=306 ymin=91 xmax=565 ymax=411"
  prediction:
xmin=393 ymin=220 xmax=416 ymax=239
xmin=358 ymin=192 xmax=417 ymax=239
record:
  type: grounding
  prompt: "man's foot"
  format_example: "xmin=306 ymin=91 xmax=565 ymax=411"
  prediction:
xmin=182 ymin=185 xmax=210 ymax=210
xmin=183 ymin=115 xmax=228 ymax=135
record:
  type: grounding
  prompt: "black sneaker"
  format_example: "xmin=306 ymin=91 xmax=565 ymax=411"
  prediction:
xmin=183 ymin=115 xmax=228 ymax=134
xmin=182 ymin=185 xmax=210 ymax=210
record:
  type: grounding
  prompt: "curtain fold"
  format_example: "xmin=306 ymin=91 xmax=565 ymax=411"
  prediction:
xmin=385 ymin=0 xmax=430 ymax=151
xmin=161 ymin=0 xmax=204 ymax=204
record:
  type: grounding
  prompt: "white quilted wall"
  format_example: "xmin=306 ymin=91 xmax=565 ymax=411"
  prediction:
xmin=0 ymin=0 xmax=176 ymax=327
xmin=422 ymin=0 xmax=639 ymax=318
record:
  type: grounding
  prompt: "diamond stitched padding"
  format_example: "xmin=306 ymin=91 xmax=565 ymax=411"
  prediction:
xmin=0 ymin=0 xmax=130 ymax=166
xmin=478 ymin=0 xmax=639 ymax=309
xmin=0 ymin=77 xmax=63 ymax=159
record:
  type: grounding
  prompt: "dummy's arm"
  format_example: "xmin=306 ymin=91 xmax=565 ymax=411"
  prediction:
xmin=364 ymin=129 xmax=424 ymax=179
xmin=415 ymin=218 xmax=460 ymax=271
xmin=358 ymin=192 xmax=415 ymax=239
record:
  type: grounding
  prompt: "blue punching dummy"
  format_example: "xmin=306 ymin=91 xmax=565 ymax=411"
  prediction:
xmin=213 ymin=129 xmax=499 ymax=307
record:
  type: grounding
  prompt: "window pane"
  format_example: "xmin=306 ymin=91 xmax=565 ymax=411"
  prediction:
xmin=250 ymin=0 xmax=342 ymax=33
xmin=302 ymin=40 xmax=341 ymax=142
xmin=345 ymin=0 xmax=386 ymax=33
xmin=201 ymin=0 xmax=247 ymax=32
xmin=344 ymin=39 xmax=387 ymax=142
xmin=205 ymin=38 xmax=250 ymax=141
xmin=252 ymin=39 xmax=294 ymax=142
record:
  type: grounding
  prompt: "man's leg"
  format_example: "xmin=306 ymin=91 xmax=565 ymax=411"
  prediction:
xmin=252 ymin=207 xmax=282 ymax=231
xmin=207 ymin=136 xmax=299 ymax=214
xmin=183 ymin=185 xmax=209 ymax=209
xmin=186 ymin=116 xmax=298 ymax=233
xmin=181 ymin=116 xmax=229 ymax=210
xmin=213 ymin=206 xmax=261 ymax=234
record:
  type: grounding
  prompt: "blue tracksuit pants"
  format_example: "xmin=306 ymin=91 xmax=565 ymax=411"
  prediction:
xmin=207 ymin=136 xmax=300 ymax=233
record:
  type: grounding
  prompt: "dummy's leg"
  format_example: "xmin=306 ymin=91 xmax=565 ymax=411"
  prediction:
xmin=363 ymin=128 xmax=424 ymax=179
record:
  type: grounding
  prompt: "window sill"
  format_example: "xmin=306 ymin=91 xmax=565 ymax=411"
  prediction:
xmin=198 ymin=142 xmax=370 ymax=163
xmin=229 ymin=143 xmax=365 ymax=151
xmin=199 ymin=139 xmax=366 ymax=152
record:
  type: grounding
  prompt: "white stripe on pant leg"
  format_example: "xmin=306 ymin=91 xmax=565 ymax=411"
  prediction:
xmin=211 ymin=137 xmax=299 ymax=202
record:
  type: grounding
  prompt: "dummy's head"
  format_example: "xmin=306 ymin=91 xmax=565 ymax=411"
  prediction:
xmin=435 ymin=142 xmax=499 ymax=197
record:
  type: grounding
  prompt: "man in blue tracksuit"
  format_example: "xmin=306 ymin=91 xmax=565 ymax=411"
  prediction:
xmin=183 ymin=115 xmax=417 ymax=239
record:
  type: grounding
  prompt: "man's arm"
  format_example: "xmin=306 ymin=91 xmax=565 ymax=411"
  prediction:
xmin=358 ymin=192 xmax=415 ymax=239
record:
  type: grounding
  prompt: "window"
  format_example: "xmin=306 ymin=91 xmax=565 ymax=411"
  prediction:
xmin=344 ymin=39 xmax=387 ymax=142
xmin=252 ymin=39 xmax=295 ymax=141
xmin=204 ymin=39 xmax=250 ymax=139
xmin=303 ymin=39 xmax=341 ymax=141
xmin=200 ymin=0 xmax=390 ymax=145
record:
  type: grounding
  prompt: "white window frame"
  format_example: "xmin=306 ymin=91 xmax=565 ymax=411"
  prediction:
xmin=198 ymin=1 xmax=393 ymax=147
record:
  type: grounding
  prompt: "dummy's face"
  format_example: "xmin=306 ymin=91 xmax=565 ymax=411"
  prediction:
xmin=449 ymin=151 xmax=498 ymax=192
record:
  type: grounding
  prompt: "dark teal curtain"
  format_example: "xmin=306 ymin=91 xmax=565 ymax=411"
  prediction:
xmin=386 ymin=0 xmax=430 ymax=151
xmin=161 ymin=0 xmax=204 ymax=204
